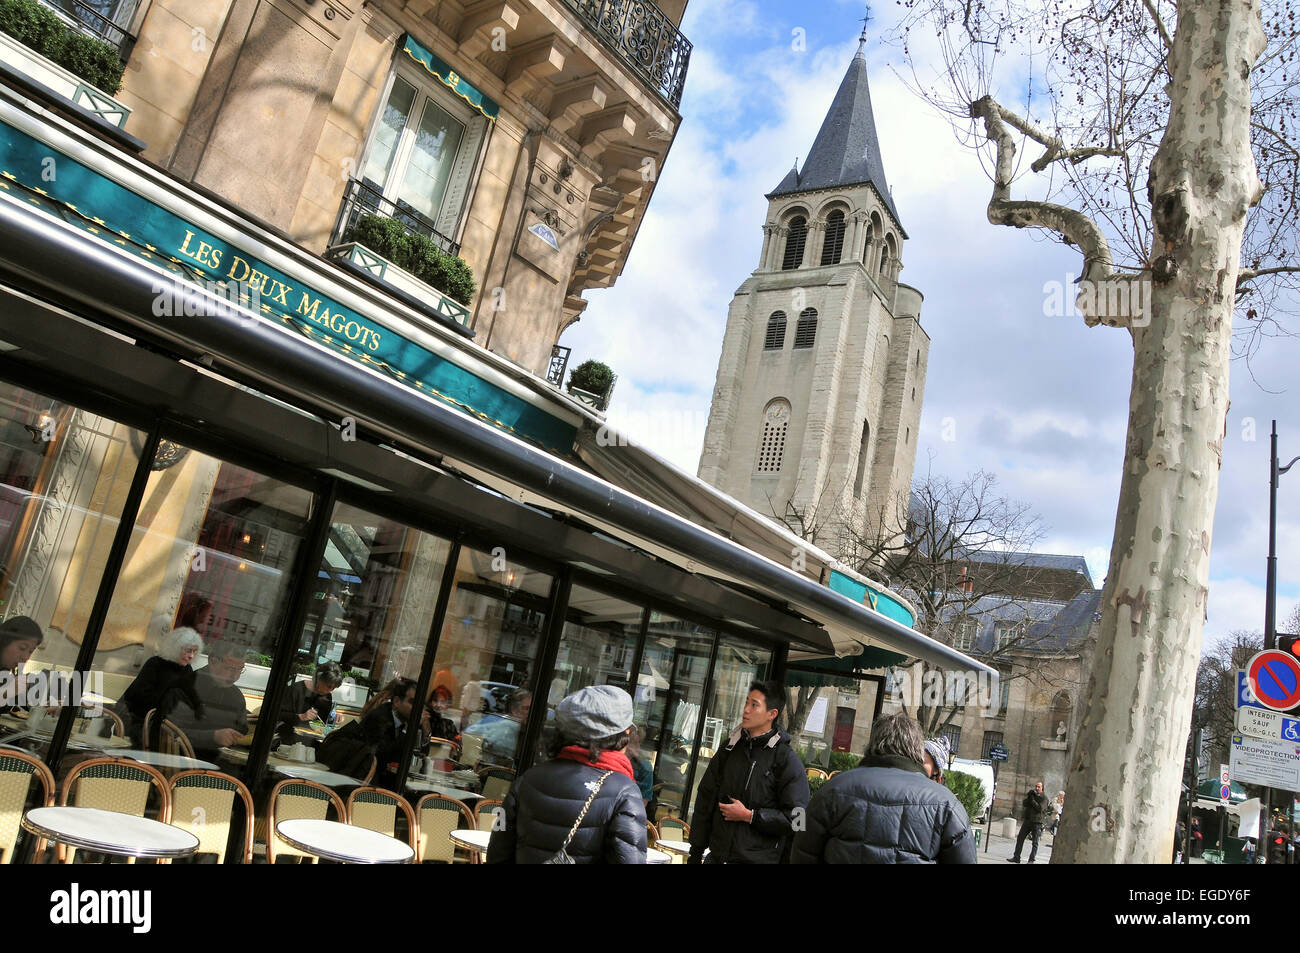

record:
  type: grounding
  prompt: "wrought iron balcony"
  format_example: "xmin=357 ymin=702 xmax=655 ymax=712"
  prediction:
xmin=330 ymin=177 xmax=460 ymax=258
xmin=41 ymin=0 xmax=138 ymax=60
xmin=547 ymin=345 xmax=571 ymax=387
xmin=564 ymin=0 xmax=692 ymax=109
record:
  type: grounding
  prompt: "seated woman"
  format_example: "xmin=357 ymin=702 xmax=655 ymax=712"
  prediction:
xmin=277 ymin=662 xmax=343 ymax=743
xmin=115 ymin=627 xmax=204 ymax=747
xmin=0 ymin=615 xmax=41 ymax=674
xmin=424 ymin=669 xmax=460 ymax=744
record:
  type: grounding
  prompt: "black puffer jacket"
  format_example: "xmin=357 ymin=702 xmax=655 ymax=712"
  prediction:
xmin=791 ymin=754 xmax=976 ymax=864
xmin=486 ymin=758 xmax=647 ymax=864
xmin=688 ymin=726 xmax=809 ymax=864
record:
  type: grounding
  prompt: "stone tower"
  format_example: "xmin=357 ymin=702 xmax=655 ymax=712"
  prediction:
xmin=698 ymin=40 xmax=929 ymax=560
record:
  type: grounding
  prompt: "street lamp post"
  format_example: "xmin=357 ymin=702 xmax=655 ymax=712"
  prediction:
xmin=1258 ymin=420 xmax=1298 ymax=863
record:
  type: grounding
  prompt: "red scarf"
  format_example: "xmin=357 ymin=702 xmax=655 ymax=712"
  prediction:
xmin=556 ymin=745 xmax=634 ymax=780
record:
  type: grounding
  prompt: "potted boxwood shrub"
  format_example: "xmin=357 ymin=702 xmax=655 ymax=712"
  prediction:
xmin=567 ymin=360 xmax=616 ymax=410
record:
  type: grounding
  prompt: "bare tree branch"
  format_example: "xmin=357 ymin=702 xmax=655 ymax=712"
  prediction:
xmin=1140 ymin=0 xmax=1174 ymax=54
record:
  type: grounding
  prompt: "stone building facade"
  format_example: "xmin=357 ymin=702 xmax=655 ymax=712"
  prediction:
xmin=697 ymin=40 xmax=928 ymax=558
xmin=104 ymin=0 xmax=689 ymax=376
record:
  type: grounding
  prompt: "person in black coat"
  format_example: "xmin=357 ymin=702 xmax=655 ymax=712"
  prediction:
xmin=487 ymin=685 xmax=646 ymax=864
xmin=1010 ymin=781 xmax=1050 ymax=863
xmin=115 ymin=627 xmax=205 ymax=747
xmin=358 ymin=678 xmax=430 ymax=790
xmin=688 ymin=679 xmax=810 ymax=864
xmin=792 ymin=712 xmax=976 ymax=864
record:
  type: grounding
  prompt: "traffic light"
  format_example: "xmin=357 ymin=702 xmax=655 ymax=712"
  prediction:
xmin=1280 ymin=635 xmax=1300 ymax=661
xmin=1267 ymin=831 xmax=1289 ymax=865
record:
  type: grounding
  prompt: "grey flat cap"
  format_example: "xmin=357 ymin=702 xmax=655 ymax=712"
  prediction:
xmin=924 ymin=736 xmax=951 ymax=773
xmin=555 ymin=685 xmax=634 ymax=741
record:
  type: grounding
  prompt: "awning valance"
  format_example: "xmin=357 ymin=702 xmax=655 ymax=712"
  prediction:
xmin=401 ymin=35 xmax=499 ymax=121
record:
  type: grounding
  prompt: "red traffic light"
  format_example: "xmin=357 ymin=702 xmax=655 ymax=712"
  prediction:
xmin=1281 ymin=635 xmax=1300 ymax=659
xmin=1274 ymin=836 xmax=1286 ymax=845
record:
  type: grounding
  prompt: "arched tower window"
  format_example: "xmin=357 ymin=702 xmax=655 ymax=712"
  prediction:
xmin=820 ymin=210 xmax=846 ymax=265
xmin=862 ymin=219 xmax=876 ymax=264
xmin=853 ymin=420 xmax=871 ymax=496
xmin=880 ymin=233 xmax=898 ymax=277
xmin=756 ymin=399 xmax=791 ymax=473
xmin=793 ymin=308 xmax=818 ymax=349
xmin=782 ymin=217 xmax=807 ymax=271
xmin=763 ymin=311 xmax=787 ymax=350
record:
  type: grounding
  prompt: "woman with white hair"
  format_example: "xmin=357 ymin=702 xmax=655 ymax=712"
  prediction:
xmin=116 ymin=626 xmax=206 ymax=746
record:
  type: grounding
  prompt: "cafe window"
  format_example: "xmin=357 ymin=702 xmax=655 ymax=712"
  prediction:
xmin=426 ymin=546 xmax=552 ymax=791
xmin=0 ymin=383 xmax=146 ymax=764
xmin=634 ymin=613 xmax=714 ymax=822
xmin=360 ymin=68 xmax=488 ymax=242
xmin=686 ymin=635 xmax=773 ymax=813
xmin=87 ymin=446 xmax=315 ymax=790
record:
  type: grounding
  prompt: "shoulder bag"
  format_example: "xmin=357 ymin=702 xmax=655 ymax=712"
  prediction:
xmin=544 ymin=770 xmax=614 ymax=865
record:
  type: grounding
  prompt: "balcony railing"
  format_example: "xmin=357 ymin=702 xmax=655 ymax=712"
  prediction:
xmin=40 ymin=0 xmax=137 ymax=60
xmin=547 ymin=345 xmax=571 ymax=387
xmin=565 ymin=0 xmax=691 ymax=109
xmin=330 ymin=177 xmax=460 ymax=258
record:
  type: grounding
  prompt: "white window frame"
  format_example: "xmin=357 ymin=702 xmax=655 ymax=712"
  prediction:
xmin=358 ymin=59 xmax=492 ymax=245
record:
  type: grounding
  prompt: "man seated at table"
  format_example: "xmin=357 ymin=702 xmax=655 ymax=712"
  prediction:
xmin=462 ymin=688 xmax=530 ymax=767
xmin=169 ymin=640 xmax=251 ymax=762
xmin=277 ymin=662 xmax=343 ymax=744
xmin=359 ymin=677 xmax=430 ymax=790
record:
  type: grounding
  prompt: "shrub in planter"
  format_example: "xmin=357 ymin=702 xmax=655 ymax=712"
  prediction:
xmin=829 ymin=750 xmax=861 ymax=773
xmin=568 ymin=360 xmax=615 ymax=397
xmin=944 ymin=770 xmax=987 ymax=824
xmin=0 ymin=0 xmax=125 ymax=93
xmin=347 ymin=213 xmax=477 ymax=306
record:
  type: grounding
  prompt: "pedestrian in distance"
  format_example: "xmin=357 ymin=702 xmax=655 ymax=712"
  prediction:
xmin=687 ymin=679 xmax=809 ymax=864
xmin=486 ymin=685 xmax=646 ymax=864
xmin=791 ymin=712 xmax=976 ymax=864
xmin=1008 ymin=780 xmax=1049 ymax=863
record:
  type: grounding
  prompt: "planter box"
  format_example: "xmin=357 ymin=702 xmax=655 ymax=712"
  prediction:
xmin=326 ymin=241 xmax=471 ymax=329
xmin=0 ymin=30 xmax=130 ymax=128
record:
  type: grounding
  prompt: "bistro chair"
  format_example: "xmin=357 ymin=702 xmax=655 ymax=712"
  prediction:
xmin=475 ymin=798 xmax=504 ymax=841
xmin=0 ymin=749 xmax=54 ymax=864
xmin=360 ymin=754 xmax=377 ymax=785
xmin=415 ymin=793 xmax=476 ymax=864
xmin=428 ymin=736 xmax=459 ymax=759
xmin=477 ymin=765 xmax=515 ymax=801
xmin=168 ymin=770 xmax=255 ymax=864
xmin=73 ymin=708 xmax=124 ymax=739
xmin=806 ymin=767 xmax=829 ymax=782
xmin=59 ymin=757 xmax=171 ymax=863
xmin=657 ymin=815 xmax=690 ymax=841
xmin=266 ymin=777 xmax=346 ymax=864
xmin=646 ymin=820 xmax=660 ymax=848
xmin=347 ymin=786 xmax=416 ymax=853
xmin=141 ymin=709 xmax=196 ymax=759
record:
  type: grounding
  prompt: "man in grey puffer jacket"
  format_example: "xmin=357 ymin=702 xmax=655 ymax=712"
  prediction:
xmin=791 ymin=712 xmax=976 ymax=864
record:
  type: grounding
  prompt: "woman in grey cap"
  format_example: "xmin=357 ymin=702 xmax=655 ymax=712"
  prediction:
xmin=486 ymin=685 xmax=647 ymax=863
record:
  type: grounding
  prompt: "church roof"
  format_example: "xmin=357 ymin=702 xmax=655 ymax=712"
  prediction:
xmin=768 ymin=44 xmax=904 ymax=235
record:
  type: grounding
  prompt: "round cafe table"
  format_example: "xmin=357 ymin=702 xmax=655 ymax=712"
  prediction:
xmin=449 ymin=828 xmax=491 ymax=860
xmin=654 ymin=839 xmax=692 ymax=858
xmin=22 ymin=806 xmax=199 ymax=860
xmin=111 ymin=749 xmax=219 ymax=771
xmin=276 ymin=819 xmax=414 ymax=864
xmin=646 ymin=847 xmax=672 ymax=864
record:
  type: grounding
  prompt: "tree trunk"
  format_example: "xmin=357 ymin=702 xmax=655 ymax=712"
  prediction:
xmin=1056 ymin=0 xmax=1265 ymax=863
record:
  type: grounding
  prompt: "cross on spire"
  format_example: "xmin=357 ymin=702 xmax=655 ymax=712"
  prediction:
xmin=858 ymin=4 xmax=872 ymax=51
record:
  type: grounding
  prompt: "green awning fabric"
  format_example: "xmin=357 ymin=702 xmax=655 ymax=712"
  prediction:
xmin=402 ymin=35 xmax=499 ymax=121
xmin=1197 ymin=777 xmax=1248 ymax=804
xmin=828 ymin=570 xmax=915 ymax=627
xmin=787 ymin=644 xmax=908 ymax=686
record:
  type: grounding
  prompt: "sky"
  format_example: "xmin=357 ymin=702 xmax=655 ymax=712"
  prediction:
xmin=558 ymin=0 xmax=1300 ymax=650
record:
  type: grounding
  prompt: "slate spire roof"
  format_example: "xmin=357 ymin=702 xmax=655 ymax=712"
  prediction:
xmin=769 ymin=43 xmax=904 ymax=234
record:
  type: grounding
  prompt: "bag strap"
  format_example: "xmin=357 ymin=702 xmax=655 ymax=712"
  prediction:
xmin=559 ymin=770 xmax=614 ymax=852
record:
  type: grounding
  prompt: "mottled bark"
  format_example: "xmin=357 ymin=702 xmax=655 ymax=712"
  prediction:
xmin=1054 ymin=0 xmax=1265 ymax=864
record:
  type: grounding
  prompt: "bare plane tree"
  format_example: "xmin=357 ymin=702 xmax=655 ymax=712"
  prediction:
xmin=891 ymin=0 xmax=1295 ymax=862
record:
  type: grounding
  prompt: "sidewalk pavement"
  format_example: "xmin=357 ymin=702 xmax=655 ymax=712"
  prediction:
xmin=975 ymin=826 xmax=1054 ymax=864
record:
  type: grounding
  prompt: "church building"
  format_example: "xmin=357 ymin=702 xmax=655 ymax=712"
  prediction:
xmin=698 ymin=38 xmax=928 ymax=560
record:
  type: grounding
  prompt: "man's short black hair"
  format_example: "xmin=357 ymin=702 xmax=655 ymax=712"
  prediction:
xmin=750 ymin=680 xmax=785 ymax=717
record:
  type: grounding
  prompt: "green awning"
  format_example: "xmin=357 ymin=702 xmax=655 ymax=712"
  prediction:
xmin=402 ymin=35 xmax=499 ymax=121
xmin=787 ymin=644 xmax=908 ymax=686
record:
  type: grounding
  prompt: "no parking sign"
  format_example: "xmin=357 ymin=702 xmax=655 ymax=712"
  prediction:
xmin=1246 ymin=651 xmax=1300 ymax=712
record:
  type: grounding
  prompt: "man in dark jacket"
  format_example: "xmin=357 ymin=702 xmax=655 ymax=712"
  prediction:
xmin=1009 ymin=780 xmax=1049 ymax=863
xmin=487 ymin=685 xmax=645 ymax=863
xmin=791 ymin=712 xmax=976 ymax=864
xmin=359 ymin=678 xmax=430 ymax=790
xmin=688 ymin=680 xmax=809 ymax=864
